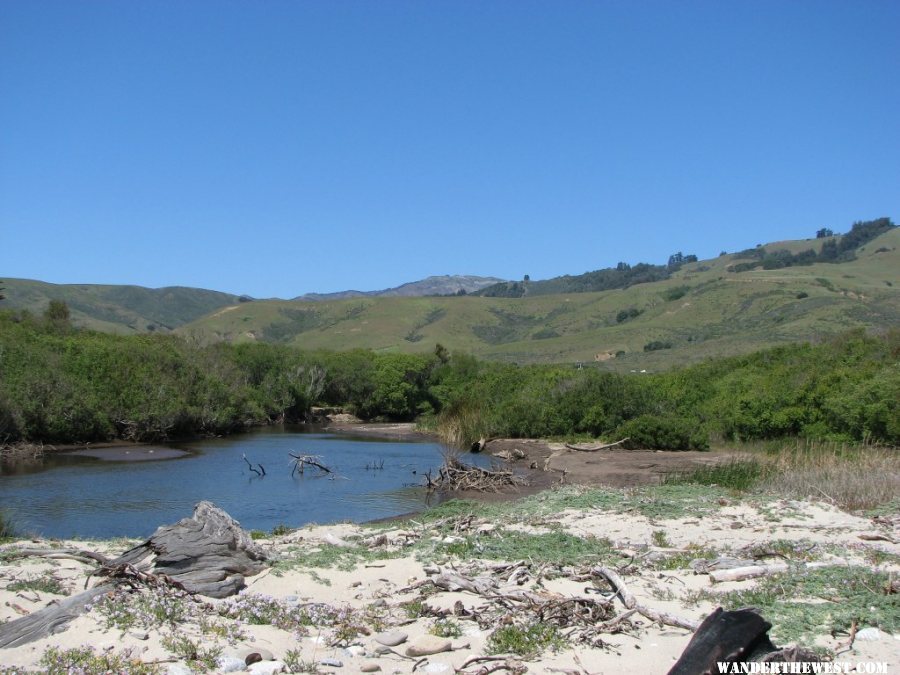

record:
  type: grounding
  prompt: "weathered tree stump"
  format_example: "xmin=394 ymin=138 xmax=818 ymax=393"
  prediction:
xmin=103 ymin=500 xmax=268 ymax=598
xmin=0 ymin=501 xmax=267 ymax=648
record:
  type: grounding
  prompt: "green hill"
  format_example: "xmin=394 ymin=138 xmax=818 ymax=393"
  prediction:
xmin=177 ymin=228 xmax=900 ymax=369
xmin=0 ymin=279 xmax=243 ymax=333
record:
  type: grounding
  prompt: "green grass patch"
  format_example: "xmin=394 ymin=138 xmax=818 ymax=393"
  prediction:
xmin=651 ymin=544 xmax=721 ymax=571
xmin=487 ymin=622 xmax=566 ymax=660
xmin=663 ymin=458 xmax=765 ymax=491
xmin=435 ymin=529 xmax=619 ymax=566
xmin=273 ymin=542 xmax=402 ymax=573
xmin=36 ymin=645 xmax=162 ymax=675
xmin=691 ymin=566 xmax=898 ymax=644
xmin=430 ymin=618 xmax=463 ymax=638
xmin=6 ymin=576 xmax=65 ymax=595
xmin=419 ymin=484 xmax=732 ymax=528
xmin=0 ymin=511 xmax=17 ymax=541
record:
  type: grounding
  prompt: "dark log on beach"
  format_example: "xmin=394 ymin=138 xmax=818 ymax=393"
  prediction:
xmin=103 ymin=500 xmax=268 ymax=598
xmin=667 ymin=607 xmax=821 ymax=675
xmin=0 ymin=583 xmax=115 ymax=648
xmin=667 ymin=608 xmax=775 ymax=675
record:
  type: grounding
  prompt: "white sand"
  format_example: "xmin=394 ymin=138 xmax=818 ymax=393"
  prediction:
xmin=1 ymin=496 xmax=898 ymax=673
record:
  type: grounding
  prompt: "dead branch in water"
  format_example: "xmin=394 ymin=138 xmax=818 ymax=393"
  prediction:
xmin=242 ymin=453 xmax=265 ymax=477
xmin=429 ymin=458 xmax=527 ymax=492
xmin=289 ymin=453 xmax=333 ymax=476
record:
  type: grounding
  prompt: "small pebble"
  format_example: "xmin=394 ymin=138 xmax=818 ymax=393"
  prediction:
xmin=405 ymin=635 xmax=451 ymax=657
xmin=360 ymin=665 xmax=381 ymax=673
xmin=166 ymin=665 xmax=194 ymax=675
xmin=374 ymin=630 xmax=408 ymax=647
xmin=216 ymin=656 xmax=247 ymax=673
xmin=129 ymin=630 xmax=150 ymax=640
xmin=320 ymin=657 xmax=343 ymax=667
xmin=236 ymin=646 xmax=275 ymax=664
xmin=856 ymin=627 xmax=882 ymax=641
xmin=248 ymin=661 xmax=286 ymax=675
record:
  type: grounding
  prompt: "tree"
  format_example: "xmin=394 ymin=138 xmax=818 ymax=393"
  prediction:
xmin=816 ymin=228 xmax=834 ymax=238
xmin=819 ymin=238 xmax=839 ymax=261
xmin=0 ymin=281 xmax=4 ymax=301
xmin=667 ymin=252 xmax=684 ymax=269
xmin=434 ymin=343 xmax=450 ymax=365
xmin=44 ymin=300 xmax=71 ymax=324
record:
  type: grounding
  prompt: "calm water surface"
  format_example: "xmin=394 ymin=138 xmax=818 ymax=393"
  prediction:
xmin=0 ymin=426 xmax=482 ymax=539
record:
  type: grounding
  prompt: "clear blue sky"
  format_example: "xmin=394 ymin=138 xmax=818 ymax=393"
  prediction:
xmin=1 ymin=1 xmax=897 ymax=298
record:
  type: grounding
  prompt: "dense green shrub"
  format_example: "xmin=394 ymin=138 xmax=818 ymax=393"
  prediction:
xmin=644 ymin=340 xmax=673 ymax=352
xmin=617 ymin=415 xmax=708 ymax=451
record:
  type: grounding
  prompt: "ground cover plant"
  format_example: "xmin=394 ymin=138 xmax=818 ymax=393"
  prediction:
xmin=688 ymin=566 xmax=898 ymax=645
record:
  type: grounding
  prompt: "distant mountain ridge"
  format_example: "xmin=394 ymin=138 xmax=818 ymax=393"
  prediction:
xmin=0 ymin=279 xmax=242 ymax=333
xmin=295 ymin=275 xmax=504 ymax=301
xmin=0 ymin=274 xmax=504 ymax=333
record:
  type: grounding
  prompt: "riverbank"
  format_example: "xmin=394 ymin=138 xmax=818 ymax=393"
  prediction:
xmin=1 ymin=484 xmax=897 ymax=673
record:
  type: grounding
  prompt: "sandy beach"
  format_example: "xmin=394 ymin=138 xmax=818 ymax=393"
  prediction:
xmin=1 ymin=478 xmax=898 ymax=674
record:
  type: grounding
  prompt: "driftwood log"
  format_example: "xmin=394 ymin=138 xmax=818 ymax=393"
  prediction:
xmin=0 ymin=501 xmax=267 ymax=648
xmin=0 ymin=583 xmax=115 ymax=649
xmin=564 ymin=437 xmax=629 ymax=452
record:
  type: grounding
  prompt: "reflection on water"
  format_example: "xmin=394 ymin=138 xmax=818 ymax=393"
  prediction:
xmin=0 ymin=427 xmax=484 ymax=539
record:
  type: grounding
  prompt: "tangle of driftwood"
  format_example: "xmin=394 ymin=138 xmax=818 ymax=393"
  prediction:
xmin=289 ymin=453 xmax=333 ymax=477
xmin=425 ymin=458 xmax=527 ymax=492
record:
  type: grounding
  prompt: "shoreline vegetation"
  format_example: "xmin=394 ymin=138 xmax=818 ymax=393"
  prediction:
xmin=0 ymin=310 xmax=896 ymax=452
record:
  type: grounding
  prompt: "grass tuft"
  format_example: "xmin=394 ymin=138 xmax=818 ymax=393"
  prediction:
xmin=487 ymin=622 xmax=566 ymax=659
xmin=0 ymin=510 xmax=17 ymax=541
xmin=663 ymin=458 xmax=764 ymax=491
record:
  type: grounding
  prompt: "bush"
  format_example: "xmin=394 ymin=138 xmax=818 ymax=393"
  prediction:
xmin=617 ymin=415 xmax=708 ymax=451
xmin=662 ymin=285 xmax=690 ymax=302
xmin=616 ymin=307 xmax=642 ymax=323
xmin=644 ymin=340 xmax=673 ymax=352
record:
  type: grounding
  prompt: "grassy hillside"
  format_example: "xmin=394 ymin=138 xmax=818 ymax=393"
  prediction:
xmin=0 ymin=279 xmax=242 ymax=333
xmin=178 ymin=229 xmax=900 ymax=368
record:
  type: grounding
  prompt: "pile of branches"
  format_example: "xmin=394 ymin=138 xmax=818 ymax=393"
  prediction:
xmin=1 ymin=442 xmax=45 ymax=463
xmin=402 ymin=563 xmax=653 ymax=651
xmin=426 ymin=457 xmax=527 ymax=492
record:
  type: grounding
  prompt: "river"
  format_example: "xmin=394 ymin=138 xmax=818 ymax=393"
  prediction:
xmin=0 ymin=426 xmax=484 ymax=539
